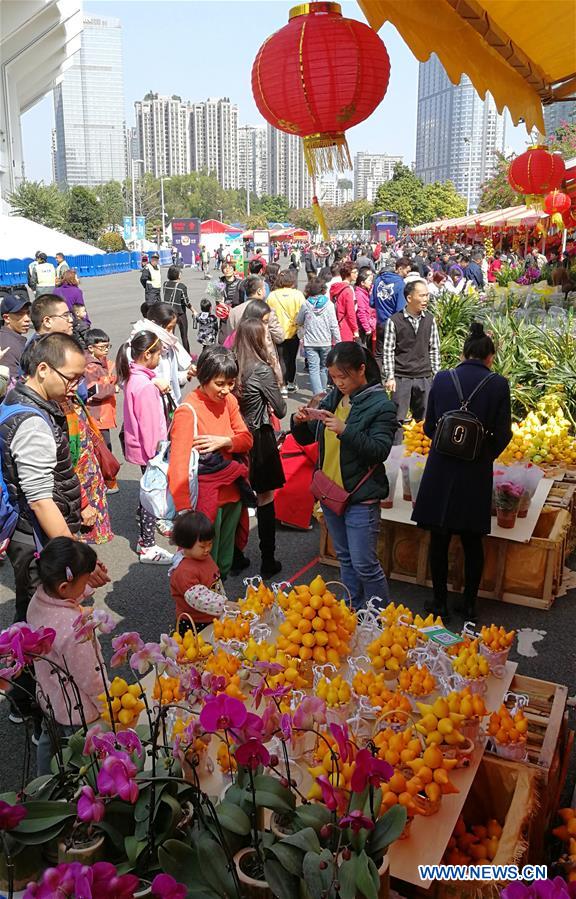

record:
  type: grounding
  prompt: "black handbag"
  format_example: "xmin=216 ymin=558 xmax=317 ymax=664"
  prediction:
xmin=432 ymin=369 xmax=495 ymax=462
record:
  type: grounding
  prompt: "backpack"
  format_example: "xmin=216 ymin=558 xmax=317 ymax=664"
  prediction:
xmin=0 ymin=403 xmax=52 ymax=543
xmin=432 ymin=369 xmax=496 ymax=462
xmin=139 ymin=402 xmax=199 ymax=519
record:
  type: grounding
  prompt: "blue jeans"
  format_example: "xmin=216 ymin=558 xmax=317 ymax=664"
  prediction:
xmin=304 ymin=346 xmax=330 ymax=396
xmin=322 ymin=502 xmax=389 ymax=609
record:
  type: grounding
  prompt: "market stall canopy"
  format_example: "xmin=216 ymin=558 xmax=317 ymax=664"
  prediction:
xmin=0 ymin=214 xmax=105 ymax=260
xmin=200 ymin=219 xmax=241 ymax=235
xmin=410 ymin=204 xmax=550 ymax=235
xmin=357 ymin=0 xmax=576 ymax=134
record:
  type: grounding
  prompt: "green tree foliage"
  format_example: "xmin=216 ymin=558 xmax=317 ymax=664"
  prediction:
xmin=255 ymin=194 xmax=291 ymax=223
xmin=97 ymin=231 xmax=126 ymax=251
xmin=291 ymin=207 xmax=317 ymax=231
xmin=7 ymin=181 xmax=66 ymax=229
xmin=373 ymin=163 xmax=466 ymax=227
xmin=245 ymin=214 xmax=269 ymax=229
xmin=97 ymin=181 xmax=125 ymax=229
xmin=66 ymin=186 xmax=104 ymax=242
xmin=477 ymin=152 xmax=521 ymax=213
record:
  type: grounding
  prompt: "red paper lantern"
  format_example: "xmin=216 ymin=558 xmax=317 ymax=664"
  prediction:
xmin=507 ymin=146 xmax=566 ymax=195
xmin=543 ymin=189 xmax=571 ymax=215
xmin=563 ymin=204 xmax=576 ymax=229
xmin=251 ymin=2 xmax=390 ymax=176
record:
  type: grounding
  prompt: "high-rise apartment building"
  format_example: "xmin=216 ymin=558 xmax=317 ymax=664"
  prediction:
xmin=238 ymin=125 xmax=268 ymax=197
xmin=317 ymin=175 xmax=353 ymax=207
xmin=354 ymin=153 xmax=403 ymax=202
xmin=415 ymin=54 xmax=505 ymax=211
xmin=543 ymin=101 xmax=576 ymax=136
xmin=189 ymin=98 xmax=239 ymax=190
xmin=53 ymin=15 xmax=126 ymax=187
xmin=135 ymin=93 xmax=190 ymax=178
xmin=125 ymin=125 xmax=143 ymax=178
xmin=267 ymin=126 xmax=313 ymax=209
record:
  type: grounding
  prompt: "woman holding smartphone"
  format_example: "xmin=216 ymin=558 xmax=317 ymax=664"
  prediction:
xmin=291 ymin=341 xmax=396 ymax=609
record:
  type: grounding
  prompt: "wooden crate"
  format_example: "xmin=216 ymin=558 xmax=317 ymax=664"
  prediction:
xmin=318 ymin=516 xmax=339 ymax=567
xmin=485 ymin=673 xmax=571 ymax=827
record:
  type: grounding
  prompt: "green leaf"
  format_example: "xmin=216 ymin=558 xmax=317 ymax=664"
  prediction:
xmin=124 ymin=835 xmax=147 ymax=865
xmin=14 ymin=802 xmax=76 ymax=833
xmin=23 ymin=775 xmax=58 ymax=798
xmin=255 ymin=790 xmax=294 ymax=813
xmin=355 ymin=851 xmax=378 ymax=899
xmin=159 ymin=840 xmax=204 ymax=888
xmin=254 ymin=775 xmax=296 ymax=807
xmin=367 ymin=805 xmax=407 ymax=859
xmin=302 ymin=849 xmax=335 ymax=899
xmin=264 ymin=857 xmax=301 ymax=899
xmin=279 ymin=827 xmax=320 ymax=854
xmin=338 ymin=856 xmax=358 ymax=899
xmin=295 ymin=804 xmax=331 ymax=831
xmin=269 ymin=842 xmax=304 ymax=876
xmin=197 ymin=835 xmax=237 ymax=897
xmin=9 ymin=821 xmax=68 ymax=845
xmin=215 ymin=801 xmax=251 ymax=836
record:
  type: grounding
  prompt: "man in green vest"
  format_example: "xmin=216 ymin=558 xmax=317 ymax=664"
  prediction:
xmin=140 ymin=252 xmax=162 ymax=306
xmin=28 ymin=252 xmax=57 ymax=298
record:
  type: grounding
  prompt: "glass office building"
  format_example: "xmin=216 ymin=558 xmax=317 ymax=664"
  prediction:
xmin=53 ymin=15 xmax=126 ymax=187
xmin=415 ymin=54 xmax=506 ymax=212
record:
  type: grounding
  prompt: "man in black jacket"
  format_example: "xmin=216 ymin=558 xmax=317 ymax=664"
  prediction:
xmin=465 ymin=251 xmax=485 ymax=289
xmin=140 ymin=252 xmax=162 ymax=305
xmin=162 ymin=265 xmax=191 ymax=351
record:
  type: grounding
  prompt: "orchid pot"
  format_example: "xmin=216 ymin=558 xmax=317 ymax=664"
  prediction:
xmin=234 ymin=848 xmax=274 ymax=899
xmin=58 ymin=832 xmax=105 ymax=864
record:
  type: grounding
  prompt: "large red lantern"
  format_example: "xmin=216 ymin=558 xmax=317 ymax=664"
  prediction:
xmin=507 ymin=146 xmax=566 ymax=196
xmin=563 ymin=204 xmax=576 ymax=229
xmin=252 ymin=2 xmax=390 ymax=176
xmin=544 ymin=189 xmax=571 ymax=229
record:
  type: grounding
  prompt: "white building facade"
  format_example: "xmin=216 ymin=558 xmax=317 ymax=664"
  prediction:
xmin=189 ymin=98 xmax=239 ymax=190
xmin=415 ymin=54 xmax=505 ymax=212
xmin=267 ymin=126 xmax=313 ymax=209
xmin=53 ymin=15 xmax=126 ymax=187
xmin=0 ymin=0 xmax=83 ymax=205
xmin=317 ymin=175 xmax=353 ymax=207
xmin=135 ymin=93 xmax=190 ymax=178
xmin=354 ymin=153 xmax=403 ymax=202
xmin=238 ymin=125 xmax=268 ymax=197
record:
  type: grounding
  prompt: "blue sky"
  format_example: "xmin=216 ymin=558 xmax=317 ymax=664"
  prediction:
xmin=22 ymin=0 xmax=530 ymax=183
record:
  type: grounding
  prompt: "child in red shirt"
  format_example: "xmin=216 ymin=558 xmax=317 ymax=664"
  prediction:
xmin=169 ymin=511 xmax=226 ymax=629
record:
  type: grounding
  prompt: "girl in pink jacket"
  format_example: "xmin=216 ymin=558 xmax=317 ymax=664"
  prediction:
xmin=329 ymin=262 xmax=359 ymax=342
xmin=116 ymin=331 xmax=172 ymax=564
xmin=27 ymin=538 xmax=103 ymax=775
xmin=355 ymin=268 xmax=377 ymax=348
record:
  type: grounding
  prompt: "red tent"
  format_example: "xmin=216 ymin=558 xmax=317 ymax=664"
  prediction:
xmin=201 ymin=219 xmax=240 ymax=234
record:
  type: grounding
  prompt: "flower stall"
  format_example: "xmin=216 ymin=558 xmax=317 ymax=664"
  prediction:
xmin=0 ymin=578 xmax=572 ymax=898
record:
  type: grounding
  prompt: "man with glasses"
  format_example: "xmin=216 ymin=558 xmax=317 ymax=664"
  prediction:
xmin=0 ymin=333 xmax=109 ymax=725
xmin=84 ymin=329 xmax=119 ymax=492
xmin=29 ymin=294 xmax=74 ymax=338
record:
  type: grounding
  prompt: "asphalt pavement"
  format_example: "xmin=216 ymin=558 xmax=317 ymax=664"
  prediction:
xmin=0 ymin=263 xmax=573 ymax=802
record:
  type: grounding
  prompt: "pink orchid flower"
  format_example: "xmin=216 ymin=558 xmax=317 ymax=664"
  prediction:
xmin=230 ymin=711 xmax=264 ymax=744
xmin=329 ymin=722 xmax=352 ymax=763
xmin=159 ymin=633 xmax=180 ymax=660
xmin=339 ymin=810 xmax=375 ymax=832
xmin=0 ymin=623 xmax=56 ymax=671
xmin=116 ymin=729 xmax=143 ymax=758
xmin=73 ymin=609 xmax=115 ymax=643
xmin=261 ymin=702 xmax=281 ymax=739
xmin=96 ymin=751 xmax=139 ymax=804
xmin=316 ymin=775 xmax=339 ymax=811
xmin=77 ymin=785 xmax=105 ymax=823
xmin=235 ymin=738 xmax=271 ymax=770
xmin=129 ymin=642 xmax=165 ymax=675
xmin=151 ymin=873 xmax=187 ymax=899
xmin=350 ymin=748 xmax=393 ymax=793
xmin=0 ymin=799 xmax=27 ymax=830
xmin=293 ymin=695 xmax=326 ymax=729
xmin=199 ymin=694 xmax=247 ymax=733
xmin=91 ymin=862 xmax=140 ymax=898
xmin=110 ymin=632 xmax=144 ymax=667
xmin=280 ymin=712 xmax=292 ymax=742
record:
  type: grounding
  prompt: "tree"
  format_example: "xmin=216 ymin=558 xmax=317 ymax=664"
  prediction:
xmin=544 ymin=120 xmax=576 ymax=159
xmin=423 ymin=180 xmax=466 ymax=221
xmin=97 ymin=181 xmax=125 ymax=229
xmin=374 ymin=163 xmax=467 ymax=226
xmin=291 ymin=207 xmax=316 ymax=231
xmin=477 ymin=152 xmax=520 ymax=212
xmin=245 ymin=214 xmax=268 ymax=229
xmin=7 ymin=181 xmax=66 ymax=229
xmin=98 ymin=231 xmax=126 ymax=251
xmin=66 ymin=186 xmax=104 ymax=242
xmin=256 ymin=194 xmax=291 ymax=223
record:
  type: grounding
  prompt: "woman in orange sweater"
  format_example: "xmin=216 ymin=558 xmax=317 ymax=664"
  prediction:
xmin=168 ymin=347 xmax=253 ymax=577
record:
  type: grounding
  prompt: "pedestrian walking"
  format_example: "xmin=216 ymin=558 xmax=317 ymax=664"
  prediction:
xmin=193 ymin=298 xmax=219 ymax=347
xmin=0 ymin=294 xmax=32 ymax=384
xmin=28 ymin=252 xmax=56 ymax=298
xmin=330 ymin=262 xmax=359 ymax=342
xmin=267 ymin=269 xmax=305 ymax=394
xmin=84 ymin=328 xmax=119 ymax=490
xmin=413 ymin=323 xmax=512 ymax=620
xmin=371 ymin=257 xmax=411 ymax=369
xmin=55 ymin=253 xmax=69 ymax=286
xmin=297 ymin=277 xmax=341 ymax=397
xmin=140 ymin=252 xmax=162 ymax=306
xmin=382 ymin=279 xmax=440 ymax=443
xmin=162 ymin=265 xmax=192 ymax=352
xmin=355 ymin=268 xmax=376 ymax=348
xmin=130 ymin=303 xmax=193 ymax=404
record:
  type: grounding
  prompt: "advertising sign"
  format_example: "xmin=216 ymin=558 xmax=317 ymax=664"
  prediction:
xmin=253 ymin=228 xmax=270 ymax=260
xmin=172 ymin=218 xmax=201 ymax=266
xmin=136 ymin=216 xmax=146 ymax=240
xmin=123 ymin=216 xmax=132 ymax=242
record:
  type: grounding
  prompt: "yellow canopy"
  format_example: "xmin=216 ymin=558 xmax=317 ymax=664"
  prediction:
xmin=357 ymin=0 xmax=576 ymax=134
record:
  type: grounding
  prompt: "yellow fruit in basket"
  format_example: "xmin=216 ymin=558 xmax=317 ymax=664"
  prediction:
xmin=310 ymin=575 xmax=326 ymax=596
xmin=110 ymin=677 xmax=128 ymax=697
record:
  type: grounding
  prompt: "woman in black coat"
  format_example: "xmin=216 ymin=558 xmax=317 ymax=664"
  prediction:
xmin=412 ymin=323 xmax=512 ymax=621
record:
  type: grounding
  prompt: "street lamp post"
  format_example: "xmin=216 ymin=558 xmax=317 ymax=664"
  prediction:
xmin=131 ymin=158 xmax=144 ymax=246
xmin=463 ymin=137 xmax=473 ymax=215
xmin=160 ymin=175 xmax=170 ymax=248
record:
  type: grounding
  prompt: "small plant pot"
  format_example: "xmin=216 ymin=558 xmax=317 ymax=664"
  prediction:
xmin=460 ymin=717 xmax=481 ymax=743
xmin=58 ymin=833 xmax=105 ymax=864
xmin=496 ymin=509 xmax=518 ymax=529
xmin=270 ymin=810 xmax=296 ymax=840
xmin=480 ymin=643 xmax=510 ymax=678
xmin=492 ymin=738 xmax=528 ymax=762
xmin=235 ymin=848 xmax=273 ymax=899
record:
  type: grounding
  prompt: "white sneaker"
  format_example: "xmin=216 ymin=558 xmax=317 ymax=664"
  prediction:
xmin=281 ymin=387 xmax=288 ymax=397
xmin=156 ymin=519 xmax=173 ymax=538
xmin=139 ymin=545 xmax=174 ymax=565
xmin=287 ymin=383 xmax=297 ymax=393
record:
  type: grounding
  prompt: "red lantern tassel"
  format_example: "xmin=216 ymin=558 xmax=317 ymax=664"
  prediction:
xmin=312 ymin=194 xmax=329 ymax=241
xmin=303 ymin=132 xmax=352 ymax=177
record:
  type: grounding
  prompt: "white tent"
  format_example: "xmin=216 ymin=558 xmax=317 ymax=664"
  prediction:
xmin=0 ymin=215 xmax=105 ymax=261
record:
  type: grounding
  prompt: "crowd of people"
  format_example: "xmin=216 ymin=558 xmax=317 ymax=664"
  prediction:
xmin=6 ymin=228 xmax=572 ymax=772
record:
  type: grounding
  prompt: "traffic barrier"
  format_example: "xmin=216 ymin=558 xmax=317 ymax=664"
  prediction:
xmin=0 ymin=251 xmax=141 ymax=286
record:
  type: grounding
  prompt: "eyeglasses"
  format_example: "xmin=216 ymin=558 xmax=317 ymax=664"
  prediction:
xmin=47 ymin=312 xmax=74 ymax=323
xmin=45 ymin=362 xmax=83 ymax=389
xmin=93 ymin=343 xmax=111 ymax=350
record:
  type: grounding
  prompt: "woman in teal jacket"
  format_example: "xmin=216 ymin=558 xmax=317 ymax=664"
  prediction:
xmin=291 ymin=342 xmax=396 ymax=609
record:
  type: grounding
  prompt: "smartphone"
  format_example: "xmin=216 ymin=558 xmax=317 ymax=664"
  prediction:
xmin=306 ymin=408 xmax=329 ymax=420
